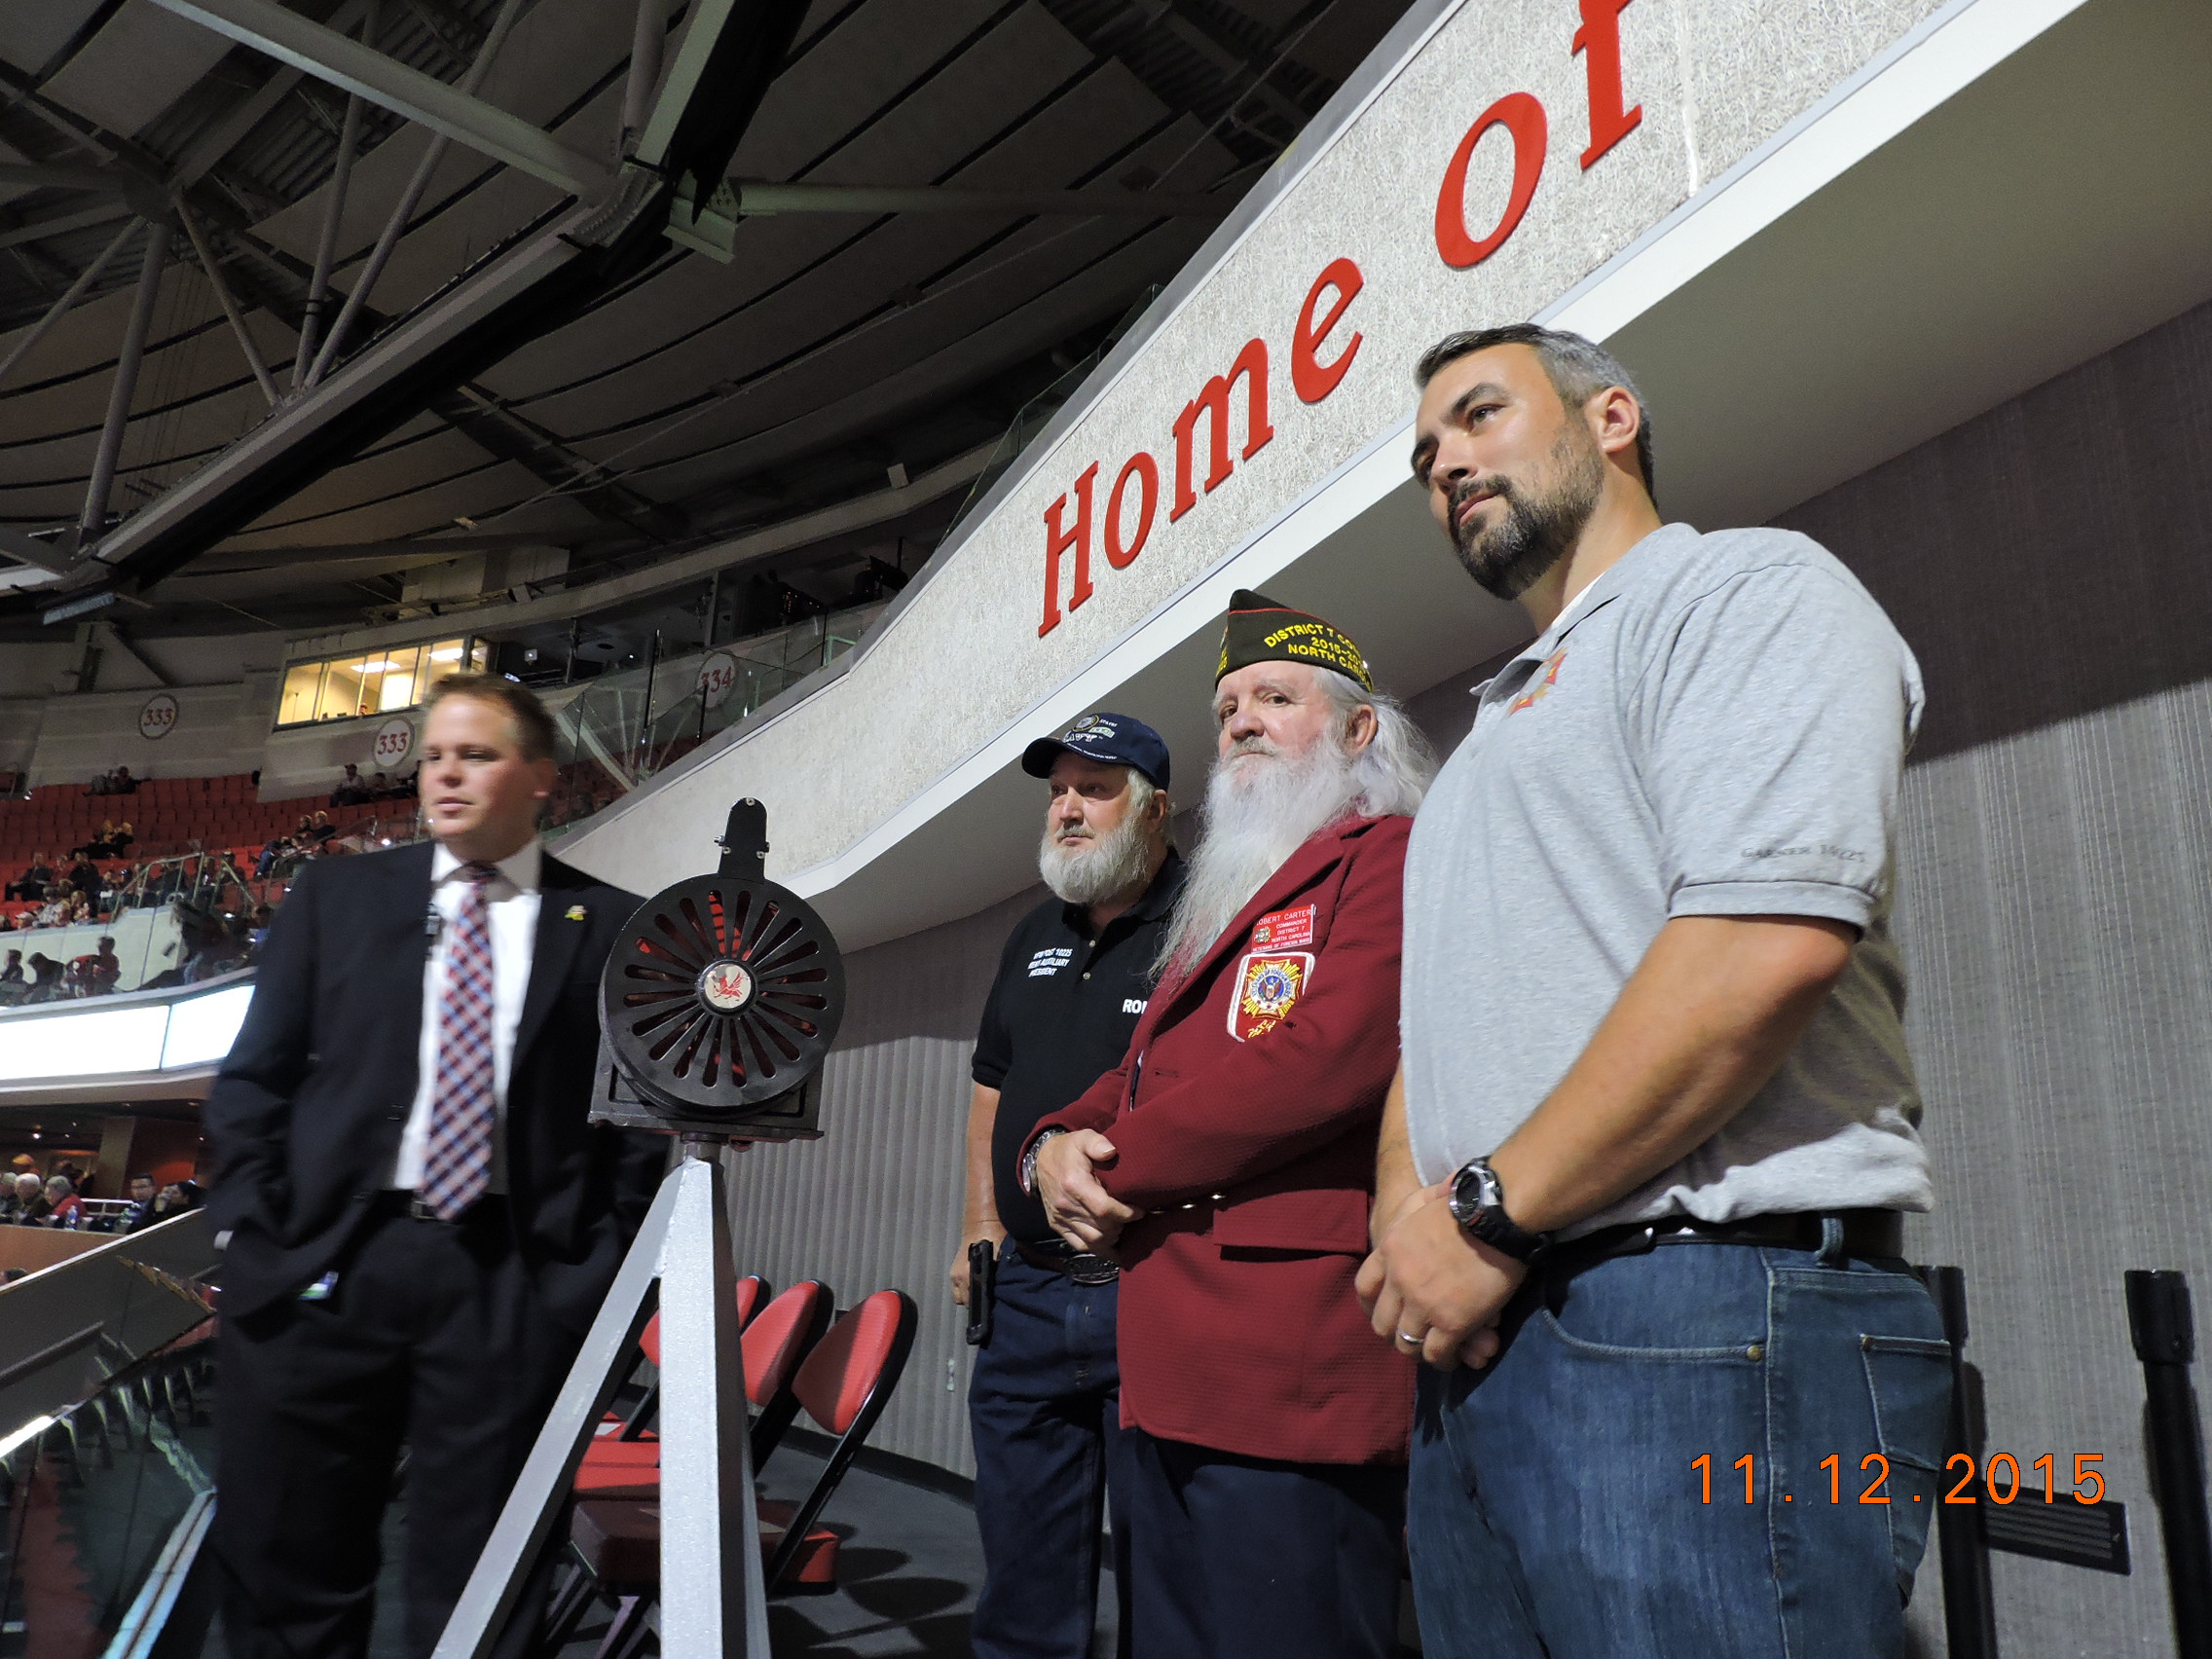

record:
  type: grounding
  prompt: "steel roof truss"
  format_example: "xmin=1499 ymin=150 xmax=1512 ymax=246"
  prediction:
xmin=148 ymin=0 xmax=614 ymax=201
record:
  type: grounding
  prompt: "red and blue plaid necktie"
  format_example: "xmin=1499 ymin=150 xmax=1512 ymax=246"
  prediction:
xmin=419 ymin=861 xmax=499 ymax=1220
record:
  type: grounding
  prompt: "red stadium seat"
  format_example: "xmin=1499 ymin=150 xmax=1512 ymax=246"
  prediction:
xmin=555 ymin=1287 xmax=916 ymax=1637
xmin=757 ymin=1290 xmax=917 ymax=1588
xmin=573 ymin=1274 xmax=788 ymax=1493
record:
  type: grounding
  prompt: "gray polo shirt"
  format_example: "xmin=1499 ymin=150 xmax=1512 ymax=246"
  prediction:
xmin=1401 ymin=522 xmax=1933 ymax=1234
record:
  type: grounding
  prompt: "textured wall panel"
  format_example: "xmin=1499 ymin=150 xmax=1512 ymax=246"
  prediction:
xmin=1776 ymin=298 xmax=2212 ymax=1659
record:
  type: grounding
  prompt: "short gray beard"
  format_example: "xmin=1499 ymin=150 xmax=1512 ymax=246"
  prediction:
xmin=1039 ymin=805 xmax=1154 ymax=907
xmin=1157 ymin=736 xmax=1361 ymax=981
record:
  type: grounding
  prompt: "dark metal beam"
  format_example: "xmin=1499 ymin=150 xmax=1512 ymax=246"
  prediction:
xmin=0 ymin=218 xmax=139 ymax=390
xmin=426 ymin=387 xmax=688 ymax=544
xmin=12 ymin=0 xmax=815 ymax=604
xmin=78 ymin=220 xmax=173 ymax=546
xmin=151 ymin=0 xmax=612 ymax=199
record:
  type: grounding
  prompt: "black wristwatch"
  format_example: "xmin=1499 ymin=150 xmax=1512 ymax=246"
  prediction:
xmin=1448 ymin=1157 xmax=1551 ymax=1264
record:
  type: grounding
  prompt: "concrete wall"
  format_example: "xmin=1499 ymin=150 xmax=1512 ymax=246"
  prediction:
xmin=23 ymin=673 xmax=278 ymax=789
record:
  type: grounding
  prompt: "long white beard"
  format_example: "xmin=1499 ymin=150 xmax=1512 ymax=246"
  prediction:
xmin=1039 ymin=804 xmax=1154 ymax=906
xmin=1157 ymin=737 xmax=1360 ymax=980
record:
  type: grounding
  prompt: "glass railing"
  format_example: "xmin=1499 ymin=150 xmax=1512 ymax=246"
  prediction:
xmin=542 ymin=602 xmax=885 ymax=835
xmin=0 ymin=1212 xmax=221 ymax=1657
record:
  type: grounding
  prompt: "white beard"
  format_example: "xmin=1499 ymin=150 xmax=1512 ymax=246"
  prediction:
xmin=1157 ymin=736 xmax=1360 ymax=980
xmin=1039 ymin=804 xmax=1154 ymax=906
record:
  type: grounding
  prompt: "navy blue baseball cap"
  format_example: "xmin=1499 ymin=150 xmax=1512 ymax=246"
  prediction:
xmin=1021 ymin=711 xmax=1170 ymax=791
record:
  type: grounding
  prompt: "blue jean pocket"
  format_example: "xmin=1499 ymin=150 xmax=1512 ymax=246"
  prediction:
xmin=1859 ymin=1333 xmax=1951 ymax=1601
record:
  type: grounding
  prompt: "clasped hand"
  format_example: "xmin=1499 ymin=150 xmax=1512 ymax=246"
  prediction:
xmin=1355 ymin=1183 xmax=1524 ymax=1372
xmin=1035 ymin=1129 xmax=1145 ymax=1252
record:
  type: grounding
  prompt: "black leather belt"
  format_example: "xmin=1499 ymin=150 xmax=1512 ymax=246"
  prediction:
xmin=374 ymin=1191 xmax=507 ymax=1227
xmin=1016 ymin=1238 xmax=1120 ymax=1285
xmin=1543 ymin=1208 xmax=1903 ymax=1275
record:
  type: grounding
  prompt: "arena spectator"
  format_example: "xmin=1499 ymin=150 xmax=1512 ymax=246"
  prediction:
xmin=32 ymin=896 xmax=65 ymax=927
xmin=369 ymin=770 xmax=392 ymax=798
xmin=254 ymin=834 xmax=287 ymax=879
xmin=2 ymin=1172 xmax=47 ymax=1225
xmin=66 ymin=854 xmax=98 ymax=901
xmin=121 ymin=1173 xmax=159 ymax=1232
xmin=36 ymin=1174 xmax=80 ymax=1230
xmin=5 ymin=853 xmax=50 ymax=903
xmin=110 ymin=822 xmax=134 ymax=856
xmin=0 ymin=949 xmax=21 ymax=994
xmin=23 ymin=953 xmax=62 ymax=1002
xmin=87 ymin=764 xmax=136 ymax=796
xmin=154 ymin=1179 xmax=203 ymax=1219
xmin=88 ymin=937 xmax=121 ymax=994
xmin=247 ymin=903 xmax=275 ymax=950
xmin=310 ymin=811 xmax=336 ymax=845
xmin=331 ymin=762 xmax=367 ymax=806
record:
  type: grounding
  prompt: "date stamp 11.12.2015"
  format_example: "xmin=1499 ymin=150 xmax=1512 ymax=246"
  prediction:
xmin=1694 ymin=1452 xmax=2107 ymax=1507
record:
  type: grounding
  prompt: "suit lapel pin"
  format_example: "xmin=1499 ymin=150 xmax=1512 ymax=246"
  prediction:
xmin=565 ymin=903 xmax=587 ymax=922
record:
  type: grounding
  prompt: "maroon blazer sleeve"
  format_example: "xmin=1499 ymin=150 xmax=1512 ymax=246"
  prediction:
xmin=1091 ymin=820 xmax=1407 ymax=1209
xmin=1033 ymin=1053 xmax=1132 ymax=1146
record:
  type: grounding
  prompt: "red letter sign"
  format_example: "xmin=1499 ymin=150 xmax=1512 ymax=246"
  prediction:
xmin=1105 ymin=453 xmax=1158 ymax=569
xmin=1434 ymin=92 xmax=1547 ymax=269
xmin=1292 ymin=258 xmax=1364 ymax=404
xmin=1573 ymin=0 xmax=1641 ymax=168
xmin=1171 ymin=338 xmax=1272 ymax=521
xmin=1038 ymin=462 xmax=1099 ymax=637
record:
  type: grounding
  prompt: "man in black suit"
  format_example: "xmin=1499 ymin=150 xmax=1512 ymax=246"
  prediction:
xmin=207 ymin=673 xmax=662 ymax=1659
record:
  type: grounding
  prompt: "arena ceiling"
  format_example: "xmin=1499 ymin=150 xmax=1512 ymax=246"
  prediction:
xmin=0 ymin=0 xmax=1413 ymax=646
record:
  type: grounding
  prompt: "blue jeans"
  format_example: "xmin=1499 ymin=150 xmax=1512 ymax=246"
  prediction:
xmin=969 ymin=1242 xmax=1132 ymax=1659
xmin=1408 ymin=1235 xmax=1951 ymax=1659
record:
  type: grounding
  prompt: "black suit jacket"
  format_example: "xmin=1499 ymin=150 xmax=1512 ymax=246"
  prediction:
xmin=206 ymin=840 xmax=665 ymax=1328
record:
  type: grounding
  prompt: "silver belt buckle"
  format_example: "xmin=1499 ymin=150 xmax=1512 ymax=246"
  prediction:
xmin=406 ymin=1197 xmax=443 ymax=1223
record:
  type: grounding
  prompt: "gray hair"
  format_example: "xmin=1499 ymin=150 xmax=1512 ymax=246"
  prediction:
xmin=1314 ymin=669 xmax=1434 ymax=818
xmin=1122 ymin=769 xmax=1173 ymax=849
xmin=1414 ymin=322 xmax=1653 ymax=497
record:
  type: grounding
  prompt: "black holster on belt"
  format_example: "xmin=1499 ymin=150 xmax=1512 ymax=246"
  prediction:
xmin=965 ymin=1239 xmax=997 ymax=1347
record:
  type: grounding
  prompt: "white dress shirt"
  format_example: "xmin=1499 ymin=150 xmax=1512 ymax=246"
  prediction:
xmin=390 ymin=839 xmax=541 ymax=1193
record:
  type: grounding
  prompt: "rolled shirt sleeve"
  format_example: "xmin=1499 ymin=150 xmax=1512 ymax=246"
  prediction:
xmin=1633 ymin=565 xmax=1922 ymax=932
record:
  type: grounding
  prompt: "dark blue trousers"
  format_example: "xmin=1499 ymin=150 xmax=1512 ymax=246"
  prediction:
xmin=968 ymin=1242 xmax=1132 ymax=1659
xmin=1121 ymin=1427 xmax=1405 ymax=1659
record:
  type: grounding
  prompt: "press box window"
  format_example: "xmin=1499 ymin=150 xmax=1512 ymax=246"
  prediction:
xmin=276 ymin=637 xmax=480 ymax=726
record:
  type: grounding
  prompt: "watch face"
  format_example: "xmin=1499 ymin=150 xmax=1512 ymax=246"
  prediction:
xmin=1451 ymin=1161 xmax=1495 ymax=1225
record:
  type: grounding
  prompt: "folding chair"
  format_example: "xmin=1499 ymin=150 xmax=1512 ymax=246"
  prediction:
xmin=555 ymin=1286 xmax=915 ymax=1655
xmin=544 ymin=1281 xmax=840 ymax=1651
xmin=756 ymin=1288 xmax=918 ymax=1589
xmin=573 ymin=1274 xmax=778 ymax=1492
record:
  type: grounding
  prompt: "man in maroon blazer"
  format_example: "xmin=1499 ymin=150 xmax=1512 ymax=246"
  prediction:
xmin=1025 ymin=591 xmax=1433 ymax=1659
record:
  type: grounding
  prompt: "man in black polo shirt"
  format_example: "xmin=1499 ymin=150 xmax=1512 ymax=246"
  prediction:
xmin=959 ymin=710 xmax=1182 ymax=1659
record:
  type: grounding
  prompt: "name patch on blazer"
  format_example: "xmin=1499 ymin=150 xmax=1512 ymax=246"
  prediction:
xmin=1249 ymin=903 xmax=1315 ymax=951
xmin=1230 ymin=951 xmax=1313 ymax=1042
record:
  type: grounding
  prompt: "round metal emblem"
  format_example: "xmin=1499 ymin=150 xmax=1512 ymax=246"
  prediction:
xmin=697 ymin=959 xmax=755 ymax=1013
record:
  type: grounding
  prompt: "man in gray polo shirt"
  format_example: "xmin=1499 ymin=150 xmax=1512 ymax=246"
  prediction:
xmin=1358 ymin=324 xmax=1948 ymax=1659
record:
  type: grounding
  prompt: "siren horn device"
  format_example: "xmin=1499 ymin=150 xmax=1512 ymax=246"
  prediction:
xmin=594 ymin=796 xmax=845 ymax=1138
